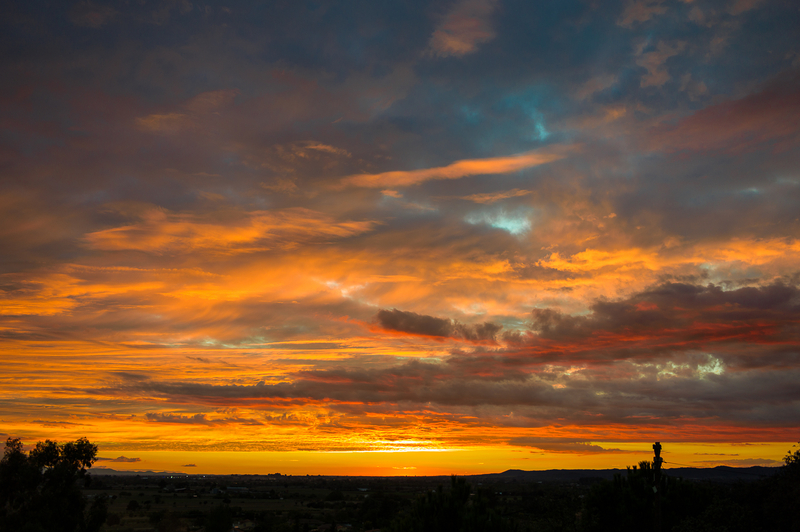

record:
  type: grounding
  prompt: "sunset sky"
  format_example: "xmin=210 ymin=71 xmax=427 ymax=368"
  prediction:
xmin=2 ymin=0 xmax=799 ymax=476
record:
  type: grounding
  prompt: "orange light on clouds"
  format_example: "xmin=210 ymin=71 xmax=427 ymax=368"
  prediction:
xmin=341 ymin=149 xmax=567 ymax=188
xmin=3 ymin=2 xmax=800 ymax=477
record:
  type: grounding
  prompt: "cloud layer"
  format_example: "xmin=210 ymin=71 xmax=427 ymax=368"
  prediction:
xmin=1 ymin=0 xmax=799 ymax=471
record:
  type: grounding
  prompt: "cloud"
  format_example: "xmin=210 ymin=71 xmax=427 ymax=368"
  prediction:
xmin=618 ymin=0 xmax=667 ymax=27
xmin=31 ymin=420 xmax=83 ymax=428
xmin=575 ymin=74 xmax=619 ymax=100
xmin=341 ymin=149 xmax=566 ymax=188
xmin=135 ymin=90 xmax=241 ymax=135
xmin=691 ymin=458 xmax=782 ymax=466
xmin=679 ymin=73 xmax=708 ymax=101
xmin=86 ymin=356 xmax=800 ymax=437
xmin=636 ymin=41 xmax=687 ymax=88
xmin=465 ymin=209 xmax=532 ymax=234
xmin=728 ymin=0 xmax=764 ymax=16
xmin=70 ymin=1 xmax=117 ymax=28
xmin=64 ymin=273 xmax=800 ymax=441
xmin=526 ymin=280 xmax=800 ymax=352
xmin=457 ymin=189 xmax=533 ymax=204
xmin=508 ymin=438 xmax=633 ymax=454
xmin=134 ymin=113 xmax=192 ymax=134
xmin=145 ymin=412 xmax=263 ymax=426
xmin=146 ymin=412 xmax=215 ymax=425
xmin=4 ymin=0 xmax=800 ymax=463
xmin=84 ymin=207 xmax=379 ymax=254
xmin=111 ymin=372 xmax=151 ymax=381
xmin=647 ymin=74 xmax=800 ymax=153
xmin=96 ymin=456 xmax=142 ymax=463
xmin=429 ymin=0 xmax=498 ymax=57
xmin=148 ymin=0 xmax=194 ymax=25
xmin=183 ymin=463 xmax=197 ymax=467
xmin=376 ymin=308 xmax=502 ymax=342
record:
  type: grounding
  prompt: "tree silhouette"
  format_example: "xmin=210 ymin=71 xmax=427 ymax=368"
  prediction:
xmin=388 ymin=476 xmax=516 ymax=532
xmin=0 ymin=437 xmax=106 ymax=532
xmin=784 ymin=442 xmax=800 ymax=469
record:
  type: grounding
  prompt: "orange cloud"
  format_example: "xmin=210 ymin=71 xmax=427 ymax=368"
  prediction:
xmin=84 ymin=207 xmax=379 ymax=253
xmin=341 ymin=149 xmax=566 ymax=188
xmin=458 ymin=188 xmax=533 ymax=204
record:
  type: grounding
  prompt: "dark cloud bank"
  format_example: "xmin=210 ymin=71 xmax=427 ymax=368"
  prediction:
xmin=88 ymin=280 xmax=800 ymax=432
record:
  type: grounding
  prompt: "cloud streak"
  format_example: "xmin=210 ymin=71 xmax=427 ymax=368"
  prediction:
xmin=85 ymin=207 xmax=379 ymax=253
xmin=376 ymin=308 xmax=502 ymax=342
xmin=340 ymin=150 xmax=566 ymax=188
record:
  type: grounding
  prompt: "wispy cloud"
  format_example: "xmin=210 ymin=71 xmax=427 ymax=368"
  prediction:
xmin=575 ymin=74 xmax=619 ymax=101
xmin=341 ymin=149 xmax=566 ymax=188
xmin=728 ymin=0 xmax=764 ymax=16
xmin=429 ymin=0 xmax=498 ymax=57
xmin=84 ymin=208 xmax=379 ymax=253
xmin=636 ymin=41 xmax=686 ymax=87
xmin=647 ymin=77 xmax=800 ymax=153
xmin=457 ymin=188 xmax=533 ymax=204
xmin=617 ymin=0 xmax=667 ymax=28
xmin=97 ymin=456 xmax=142 ymax=463
xmin=508 ymin=438 xmax=634 ymax=454
xmin=145 ymin=412 xmax=264 ymax=426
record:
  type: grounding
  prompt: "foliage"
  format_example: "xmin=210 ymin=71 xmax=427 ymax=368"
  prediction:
xmin=583 ymin=444 xmax=800 ymax=532
xmin=784 ymin=442 xmax=800 ymax=469
xmin=325 ymin=489 xmax=344 ymax=501
xmin=388 ymin=476 xmax=517 ymax=532
xmin=505 ymin=482 xmax=582 ymax=532
xmin=0 ymin=437 xmax=106 ymax=532
xmin=205 ymin=503 xmax=234 ymax=532
xmin=356 ymin=489 xmax=404 ymax=529
xmin=582 ymin=460 xmax=715 ymax=532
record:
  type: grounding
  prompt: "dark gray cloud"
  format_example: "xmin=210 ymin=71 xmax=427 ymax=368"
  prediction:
xmin=520 ymin=280 xmax=800 ymax=367
xmin=376 ymin=308 xmax=502 ymax=342
xmin=144 ymin=412 xmax=263 ymax=426
xmin=507 ymin=438 xmax=632 ymax=454
xmin=96 ymin=456 xmax=141 ymax=463
xmin=532 ymin=281 xmax=800 ymax=338
xmin=87 ymin=355 xmax=800 ymax=432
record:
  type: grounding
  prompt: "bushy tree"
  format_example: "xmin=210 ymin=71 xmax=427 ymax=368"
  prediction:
xmin=784 ymin=442 xmax=800 ymax=470
xmin=0 ymin=437 xmax=106 ymax=532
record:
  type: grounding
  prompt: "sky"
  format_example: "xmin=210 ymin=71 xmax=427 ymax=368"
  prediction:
xmin=1 ymin=0 xmax=799 ymax=476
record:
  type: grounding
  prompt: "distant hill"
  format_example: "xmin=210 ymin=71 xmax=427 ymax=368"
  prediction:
xmin=91 ymin=466 xmax=186 ymax=476
xmin=469 ymin=466 xmax=779 ymax=483
xmin=88 ymin=465 xmax=780 ymax=481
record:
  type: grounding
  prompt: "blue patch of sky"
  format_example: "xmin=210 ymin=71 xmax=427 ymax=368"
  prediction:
xmin=498 ymin=90 xmax=545 ymax=123
xmin=465 ymin=208 xmax=533 ymax=235
xmin=461 ymin=106 xmax=481 ymax=125
xmin=426 ymin=85 xmax=565 ymax=157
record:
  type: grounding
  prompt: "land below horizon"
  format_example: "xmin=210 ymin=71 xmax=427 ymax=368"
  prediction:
xmin=82 ymin=460 xmax=796 ymax=532
xmin=91 ymin=464 xmax=781 ymax=483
